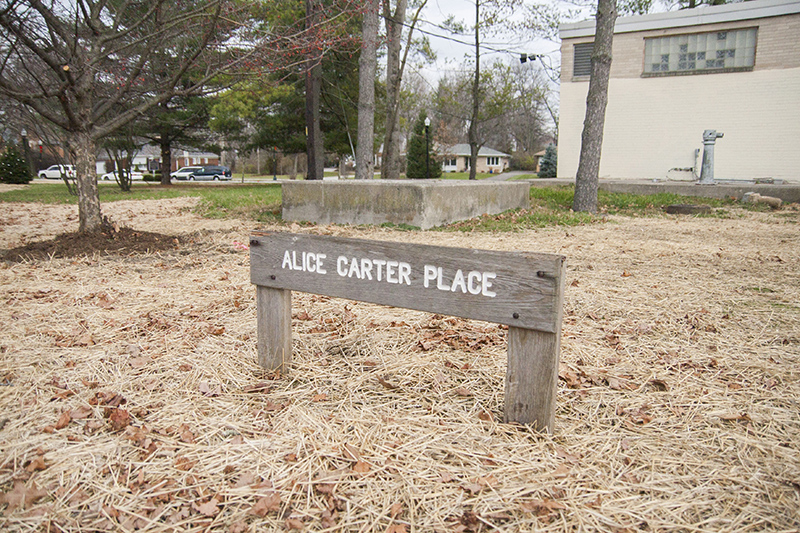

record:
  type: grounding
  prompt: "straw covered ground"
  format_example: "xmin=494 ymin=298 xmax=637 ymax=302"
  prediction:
xmin=0 ymin=197 xmax=798 ymax=532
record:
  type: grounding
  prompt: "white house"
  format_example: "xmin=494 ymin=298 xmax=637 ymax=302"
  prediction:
xmin=440 ymin=144 xmax=511 ymax=174
xmin=557 ymin=0 xmax=800 ymax=182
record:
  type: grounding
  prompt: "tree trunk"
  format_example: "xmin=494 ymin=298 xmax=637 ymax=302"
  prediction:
xmin=305 ymin=0 xmax=324 ymax=180
xmin=355 ymin=0 xmax=379 ymax=180
xmin=71 ymin=132 xmax=102 ymax=233
xmin=381 ymin=0 xmax=408 ymax=180
xmin=160 ymin=132 xmax=172 ymax=185
xmin=468 ymin=0 xmax=480 ymax=181
xmin=573 ymin=0 xmax=617 ymax=213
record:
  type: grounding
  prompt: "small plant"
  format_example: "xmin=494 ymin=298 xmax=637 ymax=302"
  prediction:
xmin=537 ymin=144 xmax=557 ymax=179
xmin=406 ymin=111 xmax=442 ymax=179
xmin=0 ymin=145 xmax=33 ymax=184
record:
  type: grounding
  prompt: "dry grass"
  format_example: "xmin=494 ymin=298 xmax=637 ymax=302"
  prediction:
xmin=1 ymin=198 xmax=799 ymax=532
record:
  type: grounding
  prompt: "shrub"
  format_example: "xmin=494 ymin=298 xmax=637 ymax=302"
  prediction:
xmin=538 ymin=144 xmax=557 ymax=179
xmin=0 ymin=145 xmax=33 ymax=184
xmin=143 ymin=173 xmax=159 ymax=182
xmin=406 ymin=111 xmax=442 ymax=179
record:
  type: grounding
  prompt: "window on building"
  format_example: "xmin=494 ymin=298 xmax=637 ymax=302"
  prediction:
xmin=487 ymin=156 xmax=499 ymax=166
xmin=445 ymin=158 xmax=457 ymax=167
xmin=644 ymin=28 xmax=756 ymax=75
xmin=573 ymin=42 xmax=594 ymax=77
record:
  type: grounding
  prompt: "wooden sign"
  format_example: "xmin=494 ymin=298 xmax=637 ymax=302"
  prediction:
xmin=250 ymin=231 xmax=566 ymax=432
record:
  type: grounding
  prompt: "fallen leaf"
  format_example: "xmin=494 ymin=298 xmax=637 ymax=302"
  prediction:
xmin=25 ymin=455 xmax=47 ymax=472
xmin=199 ymin=382 xmax=221 ymax=397
xmin=520 ymin=498 xmax=566 ymax=515
xmin=242 ymin=382 xmax=272 ymax=393
xmin=311 ymin=393 xmax=327 ymax=402
xmin=107 ymin=408 xmax=130 ymax=431
xmin=193 ymin=498 xmax=220 ymax=517
xmin=648 ymin=379 xmax=669 ymax=391
xmin=386 ymin=525 xmax=407 ymax=533
xmin=390 ymin=503 xmax=403 ymax=518
xmin=478 ymin=410 xmax=493 ymax=422
xmin=352 ymin=461 xmax=370 ymax=474
xmin=234 ymin=473 xmax=257 ymax=488
xmin=55 ymin=411 xmax=71 ymax=430
xmin=621 ymin=271 xmax=633 ymax=277
xmin=0 ymin=481 xmax=47 ymax=511
xmin=461 ymin=482 xmax=484 ymax=495
xmin=179 ymin=425 xmax=195 ymax=444
xmin=174 ymin=457 xmax=197 ymax=471
xmin=719 ymin=412 xmax=751 ymax=422
xmin=285 ymin=518 xmax=304 ymax=529
xmin=454 ymin=387 xmax=471 ymax=397
xmin=377 ymin=376 xmax=398 ymax=390
xmin=250 ymin=492 xmax=281 ymax=517
xmin=70 ymin=406 xmax=93 ymax=419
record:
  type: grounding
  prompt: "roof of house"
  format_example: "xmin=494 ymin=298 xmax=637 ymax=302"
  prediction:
xmin=560 ymin=0 xmax=800 ymax=39
xmin=441 ymin=144 xmax=511 ymax=157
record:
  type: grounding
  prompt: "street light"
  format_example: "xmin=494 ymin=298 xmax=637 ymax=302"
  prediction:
xmin=424 ymin=117 xmax=431 ymax=180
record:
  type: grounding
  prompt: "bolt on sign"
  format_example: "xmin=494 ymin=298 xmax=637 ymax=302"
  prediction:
xmin=250 ymin=232 xmax=566 ymax=433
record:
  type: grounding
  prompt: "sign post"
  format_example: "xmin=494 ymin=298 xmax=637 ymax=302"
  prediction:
xmin=250 ymin=232 xmax=565 ymax=432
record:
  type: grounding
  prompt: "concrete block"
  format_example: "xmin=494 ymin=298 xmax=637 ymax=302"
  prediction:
xmin=282 ymin=180 xmax=530 ymax=230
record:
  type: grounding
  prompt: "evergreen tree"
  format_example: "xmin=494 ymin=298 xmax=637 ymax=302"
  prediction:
xmin=0 ymin=145 xmax=33 ymax=184
xmin=406 ymin=112 xmax=441 ymax=179
xmin=538 ymin=144 xmax=557 ymax=178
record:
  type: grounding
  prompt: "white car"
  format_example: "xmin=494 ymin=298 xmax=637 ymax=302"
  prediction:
xmin=100 ymin=170 xmax=144 ymax=181
xmin=38 ymin=164 xmax=75 ymax=179
xmin=171 ymin=166 xmax=203 ymax=180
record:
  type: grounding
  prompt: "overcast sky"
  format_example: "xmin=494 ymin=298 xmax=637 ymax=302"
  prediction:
xmin=411 ymin=0 xmax=572 ymax=85
xmin=410 ymin=0 xmax=675 ymax=85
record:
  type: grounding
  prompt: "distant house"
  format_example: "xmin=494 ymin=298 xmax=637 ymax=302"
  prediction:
xmin=440 ymin=144 xmax=511 ymax=174
xmin=95 ymin=146 xmax=221 ymax=175
xmin=172 ymin=150 xmax=221 ymax=171
xmin=95 ymin=144 xmax=162 ymax=175
xmin=557 ymin=0 xmax=800 ymax=181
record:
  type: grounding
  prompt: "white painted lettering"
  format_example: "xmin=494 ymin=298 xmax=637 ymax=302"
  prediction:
xmin=450 ymin=269 xmax=467 ymax=293
xmin=282 ymin=250 xmax=292 ymax=270
xmin=292 ymin=250 xmax=302 ymax=270
xmin=467 ymin=271 xmax=482 ymax=295
xmin=347 ymin=258 xmax=361 ymax=279
xmin=337 ymin=256 xmax=348 ymax=277
xmin=373 ymin=259 xmax=386 ymax=281
xmin=436 ymin=267 xmax=448 ymax=291
xmin=360 ymin=258 xmax=373 ymax=280
xmin=386 ymin=261 xmax=398 ymax=284
xmin=305 ymin=252 xmax=316 ymax=273
xmin=482 ymin=272 xmax=497 ymax=297
xmin=316 ymin=254 xmax=327 ymax=274
xmin=423 ymin=265 xmax=437 ymax=288
xmin=398 ymin=262 xmax=411 ymax=286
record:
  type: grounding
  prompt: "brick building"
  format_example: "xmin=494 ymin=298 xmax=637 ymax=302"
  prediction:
xmin=557 ymin=0 xmax=800 ymax=181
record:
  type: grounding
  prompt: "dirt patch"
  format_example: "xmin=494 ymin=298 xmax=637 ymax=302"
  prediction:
xmin=2 ymin=219 xmax=183 ymax=262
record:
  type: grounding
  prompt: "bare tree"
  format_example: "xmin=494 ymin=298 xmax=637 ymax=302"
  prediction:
xmin=355 ymin=0 xmax=379 ymax=180
xmin=573 ymin=0 xmax=618 ymax=213
xmin=380 ymin=0 xmax=429 ymax=180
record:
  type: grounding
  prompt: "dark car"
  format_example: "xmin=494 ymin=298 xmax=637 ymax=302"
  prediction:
xmin=190 ymin=165 xmax=232 ymax=181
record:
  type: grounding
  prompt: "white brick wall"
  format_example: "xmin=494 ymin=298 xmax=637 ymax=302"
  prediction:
xmin=558 ymin=11 xmax=800 ymax=181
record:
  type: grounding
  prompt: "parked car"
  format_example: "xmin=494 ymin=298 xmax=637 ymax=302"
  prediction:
xmin=100 ymin=170 xmax=144 ymax=181
xmin=171 ymin=166 xmax=203 ymax=181
xmin=38 ymin=164 xmax=75 ymax=179
xmin=189 ymin=165 xmax=232 ymax=181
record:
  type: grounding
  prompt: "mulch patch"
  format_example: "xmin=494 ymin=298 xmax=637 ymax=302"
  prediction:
xmin=2 ymin=218 xmax=183 ymax=262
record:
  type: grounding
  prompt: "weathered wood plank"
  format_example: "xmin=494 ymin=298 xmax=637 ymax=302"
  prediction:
xmin=504 ymin=254 xmax=564 ymax=431
xmin=505 ymin=327 xmax=561 ymax=432
xmin=250 ymin=232 xmax=565 ymax=333
xmin=256 ymin=286 xmax=292 ymax=373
